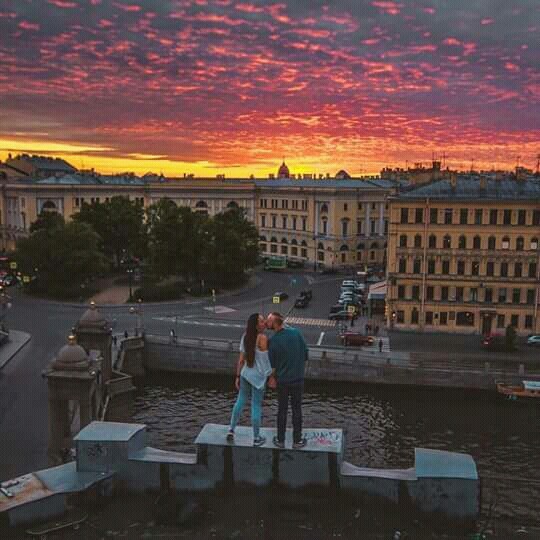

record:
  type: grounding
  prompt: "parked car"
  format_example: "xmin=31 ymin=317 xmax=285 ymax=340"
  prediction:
xmin=294 ymin=295 xmax=309 ymax=308
xmin=527 ymin=335 xmax=540 ymax=347
xmin=273 ymin=291 xmax=288 ymax=301
xmin=340 ymin=332 xmax=374 ymax=347
xmin=482 ymin=334 xmax=516 ymax=352
xmin=329 ymin=310 xmax=355 ymax=321
xmin=299 ymin=289 xmax=312 ymax=301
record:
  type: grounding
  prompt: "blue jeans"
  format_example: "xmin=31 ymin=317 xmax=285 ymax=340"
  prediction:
xmin=229 ymin=376 xmax=265 ymax=438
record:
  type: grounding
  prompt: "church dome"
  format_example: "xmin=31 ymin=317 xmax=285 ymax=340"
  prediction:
xmin=335 ymin=169 xmax=351 ymax=179
xmin=79 ymin=301 xmax=106 ymax=328
xmin=277 ymin=161 xmax=290 ymax=179
xmin=52 ymin=335 xmax=90 ymax=371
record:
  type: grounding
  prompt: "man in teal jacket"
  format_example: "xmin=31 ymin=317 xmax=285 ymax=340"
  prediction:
xmin=267 ymin=312 xmax=308 ymax=449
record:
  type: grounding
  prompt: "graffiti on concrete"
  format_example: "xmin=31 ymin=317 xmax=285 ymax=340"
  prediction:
xmin=306 ymin=431 xmax=341 ymax=447
xmin=86 ymin=442 xmax=107 ymax=458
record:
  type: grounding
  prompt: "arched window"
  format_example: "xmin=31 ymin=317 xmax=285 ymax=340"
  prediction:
xmin=270 ymin=237 xmax=278 ymax=253
xmin=291 ymin=239 xmax=298 ymax=245
xmin=371 ymin=242 xmax=378 ymax=249
xmin=414 ymin=234 xmax=422 ymax=248
xmin=270 ymin=236 xmax=278 ymax=243
xmin=459 ymin=235 xmax=466 ymax=249
xmin=340 ymin=244 xmax=349 ymax=251
xmin=473 ymin=236 xmax=481 ymax=249
xmin=259 ymin=235 xmax=267 ymax=241
xmin=195 ymin=200 xmax=207 ymax=208
xmin=357 ymin=243 xmax=365 ymax=251
xmin=502 ymin=236 xmax=510 ymax=249
xmin=42 ymin=200 xmax=57 ymax=212
xmin=320 ymin=203 xmax=328 ymax=213
xmin=281 ymin=238 xmax=288 ymax=244
xmin=281 ymin=238 xmax=288 ymax=255
xmin=516 ymin=237 xmax=524 ymax=251
xmin=226 ymin=201 xmax=239 ymax=209
xmin=488 ymin=236 xmax=496 ymax=250
xmin=317 ymin=242 xmax=324 ymax=250
xmin=399 ymin=235 xmax=407 ymax=248
xmin=301 ymin=240 xmax=308 ymax=247
xmin=429 ymin=235 xmax=436 ymax=249
xmin=321 ymin=217 xmax=328 ymax=235
xmin=290 ymin=238 xmax=298 ymax=256
xmin=443 ymin=235 xmax=451 ymax=249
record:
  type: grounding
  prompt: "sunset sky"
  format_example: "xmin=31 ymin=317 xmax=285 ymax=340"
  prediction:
xmin=0 ymin=0 xmax=538 ymax=177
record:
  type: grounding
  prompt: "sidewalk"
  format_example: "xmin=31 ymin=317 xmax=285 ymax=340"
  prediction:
xmin=0 ymin=330 xmax=31 ymax=370
xmin=89 ymin=285 xmax=131 ymax=305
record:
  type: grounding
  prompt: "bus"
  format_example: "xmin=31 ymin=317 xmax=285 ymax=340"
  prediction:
xmin=264 ymin=256 xmax=287 ymax=271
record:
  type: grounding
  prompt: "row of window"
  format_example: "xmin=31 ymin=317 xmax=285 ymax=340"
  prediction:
xmin=400 ymin=207 xmax=540 ymax=226
xmin=398 ymin=258 xmax=537 ymax=278
xmin=319 ymin=202 xmax=388 ymax=213
xmin=260 ymin=199 xmax=308 ymax=211
xmin=73 ymin=196 xmax=144 ymax=207
xmin=396 ymin=284 xmax=536 ymax=304
xmin=398 ymin=233 xmax=538 ymax=251
xmin=261 ymin=215 xmax=308 ymax=231
xmin=395 ymin=309 xmax=534 ymax=330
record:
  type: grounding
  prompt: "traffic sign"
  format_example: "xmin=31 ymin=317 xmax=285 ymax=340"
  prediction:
xmin=347 ymin=305 xmax=356 ymax=314
xmin=273 ymin=296 xmax=280 ymax=304
xmin=23 ymin=276 xmax=30 ymax=283
xmin=9 ymin=262 xmax=17 ymax=270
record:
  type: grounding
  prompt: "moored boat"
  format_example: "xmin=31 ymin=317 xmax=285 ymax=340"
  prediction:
xmin=496 ymin=380 xmax=540 ymax=402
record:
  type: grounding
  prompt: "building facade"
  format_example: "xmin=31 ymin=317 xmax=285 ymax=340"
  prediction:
xmin=0 ymin=168 xmax=400 ymax=270
xmin=387 ymin=175 xmax=540 ymax=336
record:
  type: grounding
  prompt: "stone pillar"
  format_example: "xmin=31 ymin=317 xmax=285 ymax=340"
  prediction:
xmin=365 ymin=203 xmax=371 ymax=238
xmin=379 ymin=203 xmax=384 ymax=236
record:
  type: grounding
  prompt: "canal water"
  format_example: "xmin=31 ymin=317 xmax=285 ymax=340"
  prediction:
xmin=133 ymin=375 xmax=540 ymax=535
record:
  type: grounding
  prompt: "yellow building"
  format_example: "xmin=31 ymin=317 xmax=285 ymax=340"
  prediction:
xmin=0 ymin=165 xmax=401 ymax=271
xmin=387 ymin=174 xmax=540 ymax=336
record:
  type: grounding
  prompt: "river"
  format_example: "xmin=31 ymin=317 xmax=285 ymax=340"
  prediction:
xmin=133 ymin=374 xmax=540 ymax=536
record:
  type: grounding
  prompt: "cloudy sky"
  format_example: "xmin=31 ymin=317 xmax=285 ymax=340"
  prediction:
xmin=0 ymin=0 xmax=538 ymax=176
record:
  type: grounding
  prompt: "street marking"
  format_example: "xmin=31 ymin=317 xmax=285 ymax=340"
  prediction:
xmin=317 ymin=332 xmax=325 ymax=346
xmin=153 ymin=317 xmax=244 ymax=329
xmin=203 ymin=305 xmax=236 ymax=314
xmin=285 ymin=317 xmax=336 ymax=328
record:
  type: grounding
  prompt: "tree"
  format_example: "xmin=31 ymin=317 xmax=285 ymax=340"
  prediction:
xmin=205 ymin=208 xmax=260 ymax=286
xmin=15 ymin=221 xmax=106 ymax=298
xmin=29 ymin=211 xmax=65 ymax=234
xmin=73 ymin=196 xmax=147 ymax=268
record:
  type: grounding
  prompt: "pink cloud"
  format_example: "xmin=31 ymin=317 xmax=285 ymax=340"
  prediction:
xmin=18 ymin=21 xmax=40 ymax=31
xmin=443 ymin=37 xmax=461 ymax=46
xmin=504 ymin=62 xmax=520 ymax=72
xmin=235 ymin=3 xmax=264 ymax=14
xmin=47 ymin=0 xmax=77 ymax=7
xmin=481 ymin=18 xmax=494 ymax=25
xmin=113 ymin=3 xmax=142 ymax=12
xmin=372 ymin=1 xmax=403 ymax=16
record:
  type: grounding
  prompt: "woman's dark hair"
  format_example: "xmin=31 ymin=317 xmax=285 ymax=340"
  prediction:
xmin=244 ymin=313 xmax=259 ymax=368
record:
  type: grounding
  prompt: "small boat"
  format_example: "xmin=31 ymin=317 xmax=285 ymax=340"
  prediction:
xmin=496 ymin=380 xmax=540 ymax=402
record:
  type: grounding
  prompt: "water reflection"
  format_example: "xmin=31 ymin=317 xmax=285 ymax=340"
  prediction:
xmin=133 ymin=374 xmax=540 ymax=527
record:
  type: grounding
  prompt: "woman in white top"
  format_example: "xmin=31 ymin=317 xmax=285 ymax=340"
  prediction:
xmin=227 ymin=313 xmax=272 ymax=446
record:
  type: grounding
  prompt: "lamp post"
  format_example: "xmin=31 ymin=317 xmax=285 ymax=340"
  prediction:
xmin=126 ymin=267 xmax=133 ymax=301
xmin=129 ymin=299 xmax=143 ymax=337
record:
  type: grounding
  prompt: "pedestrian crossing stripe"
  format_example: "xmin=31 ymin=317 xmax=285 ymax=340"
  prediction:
xmin=285 ymin=317 xmax=336 ymax=328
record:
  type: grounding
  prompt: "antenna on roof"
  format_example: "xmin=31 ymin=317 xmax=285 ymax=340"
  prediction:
xmin=516 ymin=155 xmax=521 ymax=170
xmin=470 ymin=158 xmax=475 ymax=173
xmin=442 ymin=152 xmax=447 ymax=169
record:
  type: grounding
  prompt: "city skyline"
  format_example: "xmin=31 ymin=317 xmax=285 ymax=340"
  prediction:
xmin=0 ymin=0 xmax=538 ymax=176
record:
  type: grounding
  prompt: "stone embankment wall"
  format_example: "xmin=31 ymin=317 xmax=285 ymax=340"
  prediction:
xmin=137 ymin=335 xmax=540 ymax=390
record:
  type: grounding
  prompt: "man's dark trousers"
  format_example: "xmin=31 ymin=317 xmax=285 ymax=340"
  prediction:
xmin=276 ymin=381 xmax=303 ymax=443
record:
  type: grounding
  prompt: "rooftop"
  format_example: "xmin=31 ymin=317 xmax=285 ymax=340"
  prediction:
xmin=8 ymin=154 xmax=76 ymax=172
xmin=396 ymin=174 xmax=540 ymax=201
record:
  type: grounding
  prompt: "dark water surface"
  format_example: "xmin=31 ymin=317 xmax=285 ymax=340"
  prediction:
xmin=133 ymin=375 xmax=540 ymax=534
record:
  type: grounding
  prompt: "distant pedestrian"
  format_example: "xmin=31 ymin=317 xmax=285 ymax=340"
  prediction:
xmin=113 ymin=335 xmax=118 ymax=347
xmin=124 ymin=330 xmax=128 ymax=339
xmin=364 ymin=323 xmax=369 ymax=335
xmin=375 ymin=325 xmax=379 ymax=336
xmin=379 ymin=339 xmax=383 ymax=353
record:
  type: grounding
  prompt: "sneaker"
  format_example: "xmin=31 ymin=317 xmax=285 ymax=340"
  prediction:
xmin=253 ymin=435 xmax=266 ymax=447
xmin=293 ymin=437 xmax=307 ymax=449
xmin=272 ymin=436 xmax=285 ymax=449
xmin=226 ymin=430 xmax=234 ymax=442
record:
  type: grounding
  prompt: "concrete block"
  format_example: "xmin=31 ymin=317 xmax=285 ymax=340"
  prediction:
xmin=74 ymin=421 xmax=146 ymax=473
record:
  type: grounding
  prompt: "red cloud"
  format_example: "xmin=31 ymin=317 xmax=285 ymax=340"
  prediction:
xmin=372 ymin=1 xmax=403 ymax=16
xmin=443 ymin=37 xmax=461 ymax=46
xmin=47 ymin=0 xmax=77 ymax=7
xmin=113 ymin=3 xmax=141 ymax=12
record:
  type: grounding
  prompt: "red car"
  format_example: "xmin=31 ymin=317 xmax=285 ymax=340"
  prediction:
xmin=340 ymin=333 xmax=374 ymax=347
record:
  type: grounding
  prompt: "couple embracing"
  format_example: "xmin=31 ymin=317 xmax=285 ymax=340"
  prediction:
xmin=227 ymin=312 xmax=308 ymax=449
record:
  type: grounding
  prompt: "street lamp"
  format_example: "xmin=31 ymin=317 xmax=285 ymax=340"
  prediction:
xmin=126 ymin=267 xmax=134 ymax=301
xmin=129 ymin=299 xmax=143 ymax=337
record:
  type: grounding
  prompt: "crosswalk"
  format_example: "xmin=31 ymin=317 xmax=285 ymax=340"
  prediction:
xmin=153 ymin=316 xmax=244 ymax=329
xmin=285 ymin=317 xmax=336 ymax=328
